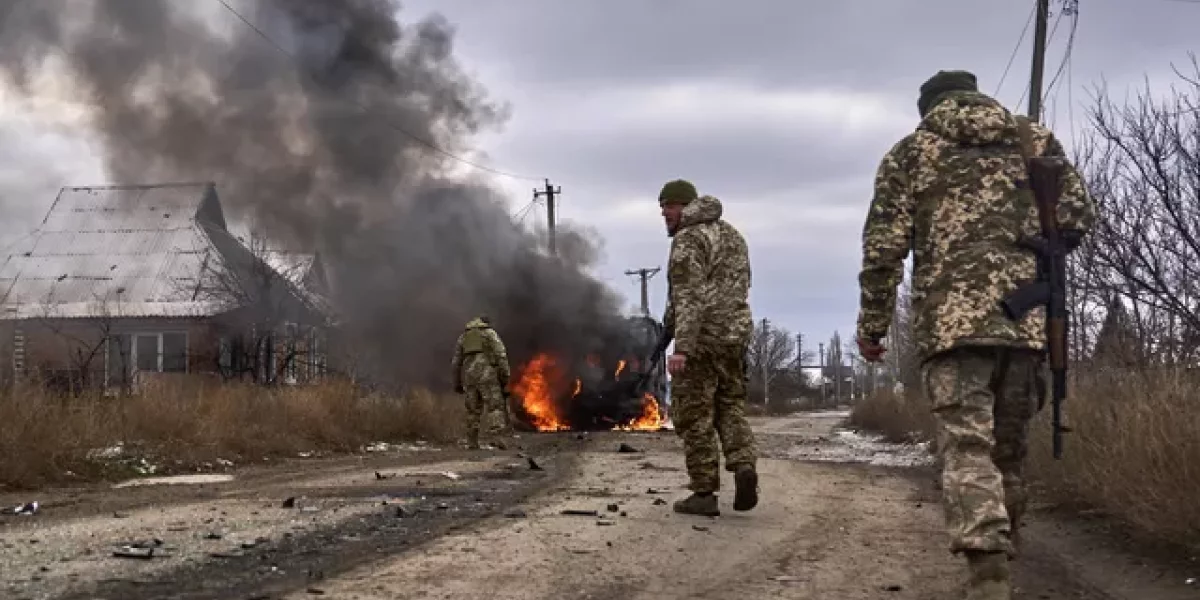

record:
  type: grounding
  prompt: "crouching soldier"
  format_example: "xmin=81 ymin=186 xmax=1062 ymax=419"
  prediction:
xmin=451 ymin=316 xmax=513 ymax=449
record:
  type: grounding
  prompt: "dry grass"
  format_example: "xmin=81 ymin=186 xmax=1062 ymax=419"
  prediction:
xmin=850 ymin=367 xmax=1200 ymax=552
xmin=1026 ymin=367 xmax=1200 ymax=551
xmin=0 ymin=378 xmax=465 ymax=490
xmin=848 ymin=388 xmax=935 ymax=443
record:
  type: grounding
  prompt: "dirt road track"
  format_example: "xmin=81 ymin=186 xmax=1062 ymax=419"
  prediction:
xmin=3 ymin=412 xmax=1198 ymax=599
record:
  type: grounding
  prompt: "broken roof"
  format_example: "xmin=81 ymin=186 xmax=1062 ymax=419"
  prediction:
xmin=1 ymin=183 xmax=237 ymax=319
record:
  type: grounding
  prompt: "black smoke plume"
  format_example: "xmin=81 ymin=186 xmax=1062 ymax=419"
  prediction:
xmin=0 ymin=0 xmax=632 ymax=388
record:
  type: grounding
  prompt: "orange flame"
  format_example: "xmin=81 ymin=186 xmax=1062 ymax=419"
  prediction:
xmin=513 ymin=353 xmax=665 ymax=433
xmin=614 ymin=359 xmax=627 ymax=379
xmin=618 ymin=393 xmax=664 ymax=431
xmin=511 ymin=353 xmax=570 ymax=431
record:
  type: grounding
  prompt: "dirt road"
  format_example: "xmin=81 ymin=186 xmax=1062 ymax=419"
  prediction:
xmin=2 ymin=412 xmax=1197 ymax=599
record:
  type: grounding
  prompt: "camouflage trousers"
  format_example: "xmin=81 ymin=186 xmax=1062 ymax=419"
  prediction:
xmin=670 ymin=345 xmax=757 ymax=493
xmin=463 ymin=379 xmax=509 ymax=446
xmin=922 ymin=346 xmax=1044 ymax=556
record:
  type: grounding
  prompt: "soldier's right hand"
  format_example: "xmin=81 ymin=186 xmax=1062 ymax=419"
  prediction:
xmin=454 ymin=383 xmax=464 ymax=394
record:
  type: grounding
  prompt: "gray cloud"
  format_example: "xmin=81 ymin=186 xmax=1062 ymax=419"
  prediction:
xmin=394 ymin=0 xmax=1200 ymax=348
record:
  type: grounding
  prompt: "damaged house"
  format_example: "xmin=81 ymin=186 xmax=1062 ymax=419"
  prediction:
xmin=0 ymin=183 xmax=333 ymax=394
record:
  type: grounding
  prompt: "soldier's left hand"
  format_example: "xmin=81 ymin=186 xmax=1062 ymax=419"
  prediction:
xmin=667 ymin=353 xmax=687 ymax=376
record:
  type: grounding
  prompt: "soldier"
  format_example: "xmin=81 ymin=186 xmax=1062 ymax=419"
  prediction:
xmin=855 ymin=70 xmax=1095 ymax=599
xmin=451 ymin=315 xmax=513 ymax=450
xmin=658 ymin=179 xmax=759 ymax=517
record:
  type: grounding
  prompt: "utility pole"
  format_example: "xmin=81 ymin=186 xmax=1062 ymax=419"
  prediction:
xmin=818 ymin=342 xmax=826 ymax=408
xmin=624 ymin=267 xmax=661 ymax=316
xmin=533 ymin=179 xmax=561 ymax=256
xmin=1027 ymin=0 xmax=1051 ymax=121
xmin=760 ymin=318 xmax=770 ymax=407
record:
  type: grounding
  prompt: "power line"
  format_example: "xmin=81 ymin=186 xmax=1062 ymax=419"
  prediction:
xmin=214 ymin=0 xmax=543 ymax=182
xmin=1044 ymin=3 xmax=1079 ymax=101
xmin=513 ymin=198 xmax=540 ymax=224
xmin=994 ymin=3 xmax=1036 ymax=97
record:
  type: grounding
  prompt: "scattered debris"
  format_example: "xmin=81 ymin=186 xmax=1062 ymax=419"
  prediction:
xmin=306 ymin=587 xmax=326 ymax=595
xmin=10 ymin=501 xmax=39 ymax=516
xmin=441 ymin=471 xmax=462 ymax=480
xmin=113 ymin=539 xmax=166 ymax=560
xmin=394 ymin=507 xmax=410 ymax=519
xmin=597 ymin=519 xmax=615 ymax=526
xmin=113 ymin=547 xmax=157 ymax=559
xmin=503 ymin=508 xmax=527 ymax=519
xmin=692 ymin=525 xmax=710 ymax=532
xmin=203 ymin=532 xmax=224 ymax=540
xmin=561 ymin=509 xmax=600 ymax=517
xmin=771 ymin=575 xmax=804 ymax=583
xmin=607 ymin=504 xmax=620 ymax=512
xmin=653 ymin=499 xmax=667 ymax=506
xmin=618 ymin=443 xmax=641 ymax=454
xmin=437 ymin=502 xmax=450 ymax=510
xmin=282 ymin=497 xmax=297 ymax=509
xmin=374 ymin=471 xmax=395 ymax=480
xmin=647 ymin=488 xmax=664 ymax=494
xmin=883 ymin=584 xmax=903 ymax=592
xmin=527 ymin=457 xmax=543 ymax=471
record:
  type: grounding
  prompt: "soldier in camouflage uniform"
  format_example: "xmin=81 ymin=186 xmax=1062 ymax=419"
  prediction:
xmin=855 ymin=71 xmax=1095 ymax=599
xmin=451 ymin=316 xmax=513 ymax=450
xmin=658 ymin=179 xmax=759 ymax=517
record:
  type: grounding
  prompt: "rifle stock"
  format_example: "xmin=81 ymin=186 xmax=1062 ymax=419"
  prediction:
xmin=1000 ymin=156 xmax=1071 ymax=460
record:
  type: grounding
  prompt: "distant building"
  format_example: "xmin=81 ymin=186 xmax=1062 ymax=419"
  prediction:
xmin=0 ymin=183 xmax=332 ymax=394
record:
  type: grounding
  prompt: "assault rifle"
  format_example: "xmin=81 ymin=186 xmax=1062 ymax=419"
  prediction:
xmin=632 ymin=327 xmax=674 ymax=396
xmin=998 ymin=155 xmax=1072 ymax=460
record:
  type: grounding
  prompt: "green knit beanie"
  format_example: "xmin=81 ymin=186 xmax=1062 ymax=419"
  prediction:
xmin=918 ymin=70 xmax=978 ymax=116
xmin=658 ymin=179 xmax=698 ymax=205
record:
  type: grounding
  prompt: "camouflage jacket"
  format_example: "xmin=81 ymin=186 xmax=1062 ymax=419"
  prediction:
xmin=663 ymin=195 xmax=754 ymax=354
xmin=451 ymin=318 xmax=511 ymax=388
xmin=856 ymin=91 xmax=1096 ymax=362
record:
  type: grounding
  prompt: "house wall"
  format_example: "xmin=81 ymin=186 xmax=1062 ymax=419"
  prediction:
xmin=0 ymin=312 xmax=331 ymax=393
xmin=0 ymin=317 xmax=222 ymax=394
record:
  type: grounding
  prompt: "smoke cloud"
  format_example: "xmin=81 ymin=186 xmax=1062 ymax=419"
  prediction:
xmin=0 ymin=0 xmax=633 ymax=387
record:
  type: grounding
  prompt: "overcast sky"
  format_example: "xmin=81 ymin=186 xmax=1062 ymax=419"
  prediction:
xmin=2 ymin=0 xmax=1197 ymax=361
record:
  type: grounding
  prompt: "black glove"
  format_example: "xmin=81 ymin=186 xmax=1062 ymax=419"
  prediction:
xmin=454 ymin=382 xmax=464 ymax=394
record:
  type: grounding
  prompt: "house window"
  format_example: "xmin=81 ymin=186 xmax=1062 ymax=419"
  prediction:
xmin=130 ymin=332 xmax=189 ymax=374
xmin=163 ymin=332 xmax=187 ymax=372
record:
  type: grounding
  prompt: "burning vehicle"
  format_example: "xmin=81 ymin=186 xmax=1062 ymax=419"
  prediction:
xmin=511 ymin=315 xmax=669 ymax=432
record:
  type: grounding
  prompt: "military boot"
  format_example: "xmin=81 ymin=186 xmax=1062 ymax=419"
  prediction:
xmin=964 ymin=550 xmax=1012 ymax=600
xmin=733 ymin=464 xmax=759 ymax=511
xmin=673 ymin=493 xmax=720 ymax=517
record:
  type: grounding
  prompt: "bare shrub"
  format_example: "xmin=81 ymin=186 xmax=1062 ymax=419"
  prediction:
xmin=848 ymin=389 xmax=934 ymax=444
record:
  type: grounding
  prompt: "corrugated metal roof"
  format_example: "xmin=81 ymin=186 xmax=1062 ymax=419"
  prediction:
xmin=0 ymin=183 xmax=235 ymax=320
xmin=262 ymin=251 xmax=316 ymax=287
